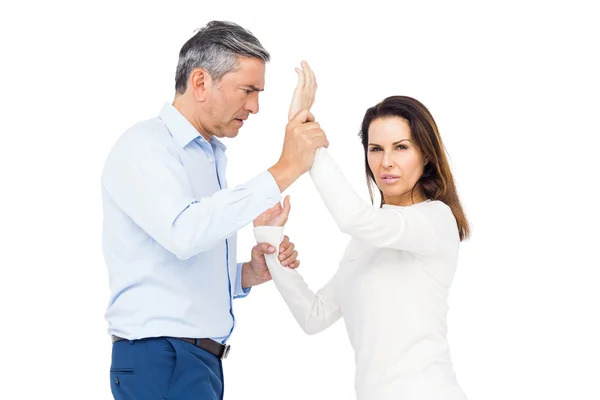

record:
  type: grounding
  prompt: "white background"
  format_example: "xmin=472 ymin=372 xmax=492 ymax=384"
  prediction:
xmin=1 ymin=0 xmax=599 ymax=399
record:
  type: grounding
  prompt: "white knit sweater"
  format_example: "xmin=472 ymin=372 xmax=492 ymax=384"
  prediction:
xmin=254 ymin=148 xmax=467 ymax=400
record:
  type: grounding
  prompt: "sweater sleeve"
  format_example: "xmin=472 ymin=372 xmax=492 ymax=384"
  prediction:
xmin=253 ymin=226 xmax=342 ymax=335
xmin=309 ymin=147 xmax=440 ymax=256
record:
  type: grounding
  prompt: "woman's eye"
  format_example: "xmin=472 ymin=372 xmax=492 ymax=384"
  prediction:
xmin=396 ymin=145 xmax=408 ymax=150
xmin=369 ymin=147 xmax=381 ymax=152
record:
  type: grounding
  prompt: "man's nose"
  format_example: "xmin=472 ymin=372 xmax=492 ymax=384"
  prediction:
xmin=245 ymin=96 xmax=259 ymax=114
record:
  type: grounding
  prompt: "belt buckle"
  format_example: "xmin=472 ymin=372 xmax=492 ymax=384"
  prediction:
xmin=221 ymin=344 xmax=231 ymax=359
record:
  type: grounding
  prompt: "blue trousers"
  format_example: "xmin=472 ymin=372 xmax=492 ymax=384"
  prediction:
xmin=110 ymin=337 xmax=224 ymax=400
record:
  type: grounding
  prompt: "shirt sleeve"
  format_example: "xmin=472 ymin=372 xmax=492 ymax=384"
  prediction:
xmin=309 ymin=147 xmax=440 ymax=256
xmin=253 ymin=226 xmax=342 ymax=335
xmin=233 ymin=262 xmax=251 ymax=299
xmin=101 ymin=134 xmax=281 ymax=260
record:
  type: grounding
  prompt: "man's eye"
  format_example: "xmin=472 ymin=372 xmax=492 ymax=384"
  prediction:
xmin=242 ymin=89 xmax=251 ymax=94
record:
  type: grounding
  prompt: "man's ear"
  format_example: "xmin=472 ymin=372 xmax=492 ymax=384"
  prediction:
xmin=188 ymin=68 xmax=212 ymax=102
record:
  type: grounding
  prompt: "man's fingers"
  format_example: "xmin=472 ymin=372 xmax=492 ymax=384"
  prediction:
xmin=313 ymin=136 xmax=329 ymax=149
xmin=308 ymin=130 xmax=326 ymax=139
xmin=279 ymin=233 xmax=293 ymax=258
xmin=306 ymin=130 xmax=327 ymax=144
xmin=279 ymin=234 xmax=290 ymax=251
xmin=291 ymin=108 xmax=310 ymax=123
xmin=279 ymin=242 xmax=295 ymax=261
xmin=281 ymin=250 xmax=298 ymax=267
xmin=292 ymin=110 xmax=315 ymax=124
xmin=294 ymin=122 xmax=321 ymax=133
xmin=254 ymin=242 xmax=276 ymax=256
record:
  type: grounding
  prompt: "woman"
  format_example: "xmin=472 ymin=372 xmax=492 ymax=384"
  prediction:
xmin=253 ymin=62 xmax=470 ymax=400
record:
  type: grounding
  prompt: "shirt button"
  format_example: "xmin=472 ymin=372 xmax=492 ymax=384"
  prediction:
xmin=114 ymin=376 xmax=119 ymax=385
xmin=208 ymin=158 xmax=213 ymax=163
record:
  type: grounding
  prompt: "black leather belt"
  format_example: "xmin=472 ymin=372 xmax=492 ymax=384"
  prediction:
xmin=112 ymin=336 xmax=231 ymax=359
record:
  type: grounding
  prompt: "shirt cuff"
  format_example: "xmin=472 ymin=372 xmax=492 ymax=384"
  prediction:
xmin=234 ymin=262 xmax=251 ymax=299
xmin=251 ymin=170 xmax=282 ymax=207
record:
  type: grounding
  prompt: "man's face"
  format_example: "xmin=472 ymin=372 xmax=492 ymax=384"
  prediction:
xmin=202 ymin=56 xmax=265 ymax=138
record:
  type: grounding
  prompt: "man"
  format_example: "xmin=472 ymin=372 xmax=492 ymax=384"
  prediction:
xmin=101 ymin=20 xmax=327 ymax=400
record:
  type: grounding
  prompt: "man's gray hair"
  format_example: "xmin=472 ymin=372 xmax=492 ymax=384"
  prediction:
xmin=175 ymin=21 xmax=270 ymax=94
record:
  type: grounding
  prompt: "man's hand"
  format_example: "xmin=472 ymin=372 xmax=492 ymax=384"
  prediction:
xmin=242 ymin=233 xmax=300 ymax=288
xmin=288 ymin=60 xmax=317 ymax=121
xmin=268 ymin=109 xmax=328 ymax=192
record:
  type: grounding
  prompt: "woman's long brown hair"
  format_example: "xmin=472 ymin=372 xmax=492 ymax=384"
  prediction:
xmin=359 ymin=95 xmax=470 ymax=241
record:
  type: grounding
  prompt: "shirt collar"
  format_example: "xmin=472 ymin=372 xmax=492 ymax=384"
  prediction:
xmin=158 ymin=102 xmax=227 ymax=152
xmin=211 ymin=136 xmax=227 ymax=152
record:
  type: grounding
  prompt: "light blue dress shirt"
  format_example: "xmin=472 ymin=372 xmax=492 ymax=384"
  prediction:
xmin=101 ymin=102 xmax=281 ymax=343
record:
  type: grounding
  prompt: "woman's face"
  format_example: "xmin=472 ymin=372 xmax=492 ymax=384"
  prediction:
xmin=367 ymin=117 xmax=427 ymax=206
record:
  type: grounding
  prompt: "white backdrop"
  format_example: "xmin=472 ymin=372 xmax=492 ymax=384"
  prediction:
xmin=1 ymin=0 xmax=599 ymax=399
